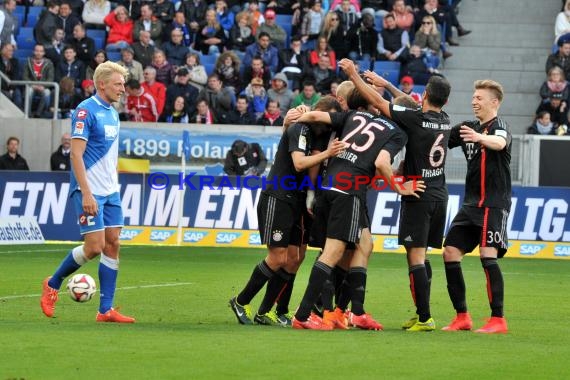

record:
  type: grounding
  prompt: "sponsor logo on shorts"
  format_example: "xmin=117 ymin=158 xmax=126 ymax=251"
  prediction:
xmin=120 ymin=229 xmax=143 ymax=240
xmin=554 ymin=245 xmax=570 ymax=257
xmin=76 ymin=109 xmax=88 ymax=120
xmin=183 ymin=231 xmax=208 ymax=243
xmin=520 ymin=244 xmax=546 ymax=256
xmin=383 ymin=237 xmax=399 ymax=250
xmin=150 ymin=230 xmax=175 ymax=241
xmin=272 ymin=230 xmax=283 ymax=242
xmin=249 ymin=233 xmax=261 ymax=245
xmin=216 ymin=232 xmax=241 ymax=244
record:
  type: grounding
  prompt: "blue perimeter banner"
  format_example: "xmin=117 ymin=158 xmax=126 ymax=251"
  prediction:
xmin=1 ymin=172 xmax=569 ymax=258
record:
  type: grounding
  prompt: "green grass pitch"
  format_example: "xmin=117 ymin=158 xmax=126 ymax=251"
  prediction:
xmin=1 ymin=244 xmax=570 ymax=379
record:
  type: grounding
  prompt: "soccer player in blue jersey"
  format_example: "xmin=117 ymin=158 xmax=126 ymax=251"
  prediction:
xmin=40 ymin=61 xmax=135 ymax=323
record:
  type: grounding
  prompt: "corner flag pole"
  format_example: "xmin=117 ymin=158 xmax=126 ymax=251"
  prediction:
xmin=177 ymin=131 xmax=191 ymax=246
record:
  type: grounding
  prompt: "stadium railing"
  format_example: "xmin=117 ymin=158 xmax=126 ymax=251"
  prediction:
xmin=0 ymin=71 xmax=60 ymax=120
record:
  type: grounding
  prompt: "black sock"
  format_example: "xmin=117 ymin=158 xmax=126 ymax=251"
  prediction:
xmin=320 ymin=278 xmax=335 ymax=312
xmin=295 ymin=261 xmax=332 ymax=321
xmin=444 ymin=261 xmax=467 ymax=313
xmin=276 ymin=274 xmax=296 ymax=315
xmin=348 ymin=267 xmax=367 ymax=316
xmin=409 ymin=264 xmax=431 ymax=322
xmin=425 ymin=259 xmax=432 ymax=304
xmin=258 ymin=269 xmax=292 ymax=315
xmin=481 ymin=258 xmax=504 ymax=317
xmin=237 ymin=260 xmax=274 ymax=306
xmin=333 ymin=266 xmax=348 ymax=305
xmin=335 ymin=277 xmax=351 ymax=311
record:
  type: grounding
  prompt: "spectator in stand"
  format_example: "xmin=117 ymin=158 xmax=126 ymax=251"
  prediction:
xmin=50 ymin=133 xmax=72 ymax=171
xmin=321 ymin=11 xmax=348 ymax=60
xmin=536 ymin=92 xmax=568 ymax=126
xmin=117 ymin=0 xmax=142 ymax=23
xmin=104 ymin=5 xmax=134 ymax=52
xmin=391 ymin=0 xmax=414 ymax=32
xmin=0 ymin=0 xmax=18 ymax=48
xmin=347 ymin=12 xmax=378 ymax=61
xmin=416 ymin=0 xmax=470 ymax=47
xmin=179 ymin=52 xmax=208 ymax=91
xmin=267 ymin=72 xmax=294 ymax=116
xmin=153 ymin=0 xmax=175 ymax=27
xmin=256 ymin=9 xmax=287 ymax=50
xmin=57 ymin=76 xmax=82 ymax=119
xmin=278 ymin=36 xmax=308 ymax=92
xmin=80 ymin=79 xmax=95 ymax=101
xmin=82 ymin=0 xmax=111 ymax=29
xmin=223 ymin=139 xmax=268 ymax=176
xmin=164 ymin=11 xmax=196 ymax=51
xmin=291 ymin=80 xmax=320 ymax=107
xmin=292 ymin=0 xmax=313 ymax=37
xmin=247 ymin=1 xmax=264 ymax=36
xmin=415 ymin=15 xmax=450 ymax=61
xmin=180 ymin=0 xmax=208 ymax=41
xmin=55 ymin=45 xmax=85 ymax=89
xmin=244 ymin=32 xmax=279 ymax=74
xmin=70 ymin=24 xmax=96 ymax=67
xmin=242 ymin=56 xmax=272 ymax=90
xmin=45 ymin=28 xmax=66 ymax=65
xmin=133 ymin=3 xmax=163 ymax=44
xmin=527 ymin=111 xmax=565 ymax=135
xmin=85 ymin=49 xmax=107 ymax=80
xmin=242 ymin=77 xmax=268 ymax=119
xmin=300 ymin=0 xmax=326 ymax=43
xmin=546 ymin=40 xmax=570 ymax=78
xmin=192 ymin=98 xmax=216 ymax=124
xmin=336 ymin=0 xmax=360 ymax=39
xmin=215 ymin=51 xmax=241 ymax=95
xmin=309 ymin=35 xmax=337 ymax=70
xmin=119 ymin=46 xmax=143 ymax=83
xmin=215 ymin=0 xmax=235 ymax=38
xmin=330 ymin=0 xmax=360 ymax=13
xmin=401 ymin=44 xmax=436 ymax=85
xmin=198 ymin=73 xmax=235 ymax=121
xmin=230 ymin=11 xmax=255 ymax=52
xmin=226 ymin=95 xmax=257 ymax=124
xmin=555 ymin=0 xmax=570 ymax=45
xmin=162 ymin=28 xmax=190 ymax=67
xmin=159 ymin=95 xmax=190 ymax=123
xmin=142 ymin=67 xmax=167 ymax=116
xmin=23 ymin=44 xmax=54 ymax=118
xmin=125 ymin=79 xmax=159 ymax=122
xmin=360 ymin=0 xmax=389 ymax=18
xmin=399 ymin=75 xmax=422 ymax=104
xmin=151 ymin=49 xmax=175 ymax=86
xmin=132 ymin=30 xmax=155 ymax=69
xmin=66 ymin=0 xmax=84 ymax=18
xmin=377 ymin=13 xmax=409 ymax=62
xmin=329 ymin=78 xmax=341 ymax=97
xmin=196 ymin=8 xmax=227 ymax=55
xmin=305 ymin=53 xmax=338 ymax=94
xmin=58 ymin=1 xmax=81 ymax=43
xmin=34 ymin=1 xmax=60 ymax=47
xmin=0 ymin=137 xmax=29 ymax=171
xmin=540 ymin=66 xmax=569 ymax=103
xmin=0 ymin=44 xmax=22 ymax=110
xmin=165 ymin=67 xmax=199 ymax=117
xmin=257 ymin=99 xmax=284 ymax=126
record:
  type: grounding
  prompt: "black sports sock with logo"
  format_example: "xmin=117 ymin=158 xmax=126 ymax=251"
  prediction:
xmin=258 ymin=269 xmax=292 ymax=315
xmin=348 ymin=267 xmax=367 ymax=316
xmin=276 ymin=273 xmax=296 ymax=315
xmin=295 ymin=261 xmax=332 ymax=321
xmin=409 ymin=264 xmax=431 ymax=322
xmin=444 ymin=261 xmax=467 ymax=313
xmin=481 ymin=258 xmax=504 ymax=317
xmin=333 ymin=266 xmax=348 ymax=304
xmin=237 ymin=260 xmax=274 ymax=306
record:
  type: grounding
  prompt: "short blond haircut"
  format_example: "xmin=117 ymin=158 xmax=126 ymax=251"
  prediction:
xmin=474 ymin=79 xmax=504 ymax=103
xmin=93 ymin=61 xmax=129 ymax=91
xmin=336 ymin=80 xmax=355 ymax=100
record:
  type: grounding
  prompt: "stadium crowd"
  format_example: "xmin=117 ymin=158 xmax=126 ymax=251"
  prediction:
xmin=0 ymin=0 xmax=471 ymax=123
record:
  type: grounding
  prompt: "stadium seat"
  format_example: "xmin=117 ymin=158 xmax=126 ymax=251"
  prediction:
xmin=14 ymin=49 xmax=32 ymax=60
xmin=301 ymin=39 xmax=315 ymax=51
xmin=16 ymin=27 xmax=35 ymax=49
xmin=373 ymin=61 xmax=401 ymax=72
xmin=357 ymin=59 xmax=371 ymax=71
xmin=93 ymin=37 xmax=105 ymax=50
xmin=275 ymin=14 xmax=293 ymax=27
xmin=14 ymin=5 xmax=25 ymax=16
xmin=107 ymin=51 xmax=121 ymax=62
xmin=413 ymin=85 xmax=426 ymax=94
xmin=200 ymin=54 xmax=218 ymax=65
xmin=87 ymin=29 xmax=107 ymax=41
xmin=203 ymin=62 xmax=215 ymax=75
xmin=379 ymin=70 xmax=400 ymax=85
xmin=375 ymin=15 xmax=384 ymax=32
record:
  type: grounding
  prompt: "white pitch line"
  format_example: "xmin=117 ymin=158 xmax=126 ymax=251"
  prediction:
xmin=0 ymin=282 xmax=193 ymax=301
xmin=0 ymin=246 xmax=135 ymax=254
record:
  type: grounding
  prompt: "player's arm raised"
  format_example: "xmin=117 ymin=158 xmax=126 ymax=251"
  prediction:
xmin=70 ymin=138 xmax=98 ymax=216
xmin=291 ymin=138 xmax=346 ymax=172
xmin=459 ymin=125 xmax=507 ymax=151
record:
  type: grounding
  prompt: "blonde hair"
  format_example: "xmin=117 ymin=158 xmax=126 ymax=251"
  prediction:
xmin=474 ymin=79 xmax=504 ymax=103
xmin=93 ymin=61 xmax=129 ymax=91
xmin=422 ymin=15 xmax=439 ymax=36
xmin=336 ymin=81 xmax=355 ymax=100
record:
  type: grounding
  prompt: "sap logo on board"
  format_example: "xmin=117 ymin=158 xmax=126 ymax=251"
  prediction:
xmin=120 ymin=229 xmax=143 ymax=240
xmin=383 ymin=238 xmax=399 ymax=250
xmin=554 ymin=245 xmax=570 ymax=257
xmin=183 ymin=231 xmax=208 ymax=243
xmin=520 ymin=244 xmax=546 ymax=256
xmin=216 ymin=232 xmax=241 ymax=244
xmin=249 ymin=233 xmax=261 ymax=245
xmin=150 ymin=230 xmax=175 ymax=241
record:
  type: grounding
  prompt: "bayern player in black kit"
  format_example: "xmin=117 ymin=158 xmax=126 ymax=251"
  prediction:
xmin=291 ymin=87 xmax=425 ymax=330
xmin=442 ymin=80 xmax=511 ymax=334
xmin=342 ymin=59 xmax=452 ymax=332
xmin=229 ymin=99 xmax=346 ymax=326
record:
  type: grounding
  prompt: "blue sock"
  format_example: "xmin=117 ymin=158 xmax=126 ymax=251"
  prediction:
xmin=98 ymin=254 xmax=119 ymax=314
xmin=48 ymin=246 xmax=88 ymax=289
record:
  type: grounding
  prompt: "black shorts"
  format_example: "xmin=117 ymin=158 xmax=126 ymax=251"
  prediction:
xmin=310 ymin=190 xmax=366 ymax=245
xmin=398 ymin=200 xmax=447 ymax=249
xmin=257 ymin=192 xmax=302 ymax=248
xmin=444 ymin=206 xmax=509 ymax=258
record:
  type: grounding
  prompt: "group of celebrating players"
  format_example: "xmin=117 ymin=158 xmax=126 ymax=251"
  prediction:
xmin=38 ymin=58 xmax=511 ymax=334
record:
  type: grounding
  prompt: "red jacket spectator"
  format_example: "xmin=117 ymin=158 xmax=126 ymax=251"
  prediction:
xmin=126 ymin=80 xmax=159 ymax=122
xmin=104 ymin=9 xmax=134 ymax=45
xmin=142 ymin=80 xmax=167 ymax=115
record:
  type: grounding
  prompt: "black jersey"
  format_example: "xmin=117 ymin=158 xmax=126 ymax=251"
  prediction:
xmin=388 ymin=103 xmax=451 ymax=202
xmin=449 ymin=117 xmax=512 ymax=210
xmin=325 ymin=110 xmax=399 ymax=200
xmin=263 ymin=122 xmax=313 ymax=204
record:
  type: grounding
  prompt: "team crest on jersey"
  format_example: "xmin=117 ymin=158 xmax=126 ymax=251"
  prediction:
xmin=76 ymin=109 xmax=88 ymax=120
xmin=74 ymin=121 xmax=84 ymax=135
xmin=298 ymin=135 xmax=307 ymax=150
xmin=104 ymin=125 xmax=118 ymax=140
xmin=272 ymin=230 xmax=283 ymax=242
